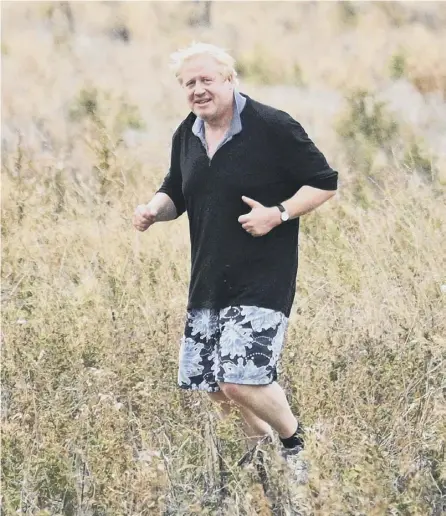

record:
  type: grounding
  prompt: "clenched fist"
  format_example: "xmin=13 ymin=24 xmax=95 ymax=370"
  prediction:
xmin=132 ymin=204 xmax=157 ymax=232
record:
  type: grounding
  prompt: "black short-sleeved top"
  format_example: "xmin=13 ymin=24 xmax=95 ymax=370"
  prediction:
xmin=158 ymin=94 xmax=338 ymax=317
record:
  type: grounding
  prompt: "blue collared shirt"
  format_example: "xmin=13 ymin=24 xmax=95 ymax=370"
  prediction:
xmin=192 ymin=90 xmax=246 ymax=157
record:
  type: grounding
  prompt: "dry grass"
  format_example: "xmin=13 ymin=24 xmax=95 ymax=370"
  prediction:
xmin=1 ymin=2 xmax=446 ymax=515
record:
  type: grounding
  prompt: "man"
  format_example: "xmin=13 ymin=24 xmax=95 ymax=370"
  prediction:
xmin=133 ymin=43 xmax=338 ymax=478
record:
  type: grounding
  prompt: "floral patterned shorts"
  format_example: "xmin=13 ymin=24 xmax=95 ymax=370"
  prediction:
xmin=178 ymin=305 xmax=289 ymax=392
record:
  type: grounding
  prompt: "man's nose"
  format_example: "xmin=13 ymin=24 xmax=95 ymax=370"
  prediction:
xmin=194 ymin=81 xmax=205 ymax=95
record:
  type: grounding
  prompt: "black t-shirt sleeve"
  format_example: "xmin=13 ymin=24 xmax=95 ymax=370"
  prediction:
xmin=274 ymin=112 xmax=338 ymax=191
xmin=156 ymin=129 xmax=186 ymax=218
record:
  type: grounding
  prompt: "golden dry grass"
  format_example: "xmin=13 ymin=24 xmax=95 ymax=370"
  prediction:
xmin=1 ymin=2 xmax=446 ymax=515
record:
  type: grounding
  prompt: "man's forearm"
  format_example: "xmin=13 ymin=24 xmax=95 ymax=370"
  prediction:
xmin=147 ymin=192 xmax=178 ymax=221
xmin=281 ymin=185 xmax=336 ymax=220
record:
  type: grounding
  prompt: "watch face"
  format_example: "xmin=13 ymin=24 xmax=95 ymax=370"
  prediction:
xmin=281 ymin=211 xmax=290 ymax=222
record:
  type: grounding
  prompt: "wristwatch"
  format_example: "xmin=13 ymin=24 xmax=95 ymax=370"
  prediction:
xmin=276 ymin=203 xmax=290 ymax=222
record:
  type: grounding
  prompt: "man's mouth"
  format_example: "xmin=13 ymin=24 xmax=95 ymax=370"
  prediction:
xmin=195 ymin=99 xmax=211 ymax=106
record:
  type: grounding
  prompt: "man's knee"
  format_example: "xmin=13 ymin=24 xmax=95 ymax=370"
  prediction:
xmin=218 ymin=381 xmax=248 ymax=400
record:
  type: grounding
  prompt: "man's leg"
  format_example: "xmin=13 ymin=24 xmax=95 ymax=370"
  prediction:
xmin=207 ymin=391 xmax=274 ymax=445
xmin=217 ymin=381 xmax=298 ymax=439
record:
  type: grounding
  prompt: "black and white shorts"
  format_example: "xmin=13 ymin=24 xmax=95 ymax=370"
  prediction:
xmin=178 ymin=305 xmax=289 ymax=392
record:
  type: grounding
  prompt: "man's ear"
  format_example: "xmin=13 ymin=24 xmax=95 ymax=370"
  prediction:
xmin=225 ymin=72 xmax=235 ymax=85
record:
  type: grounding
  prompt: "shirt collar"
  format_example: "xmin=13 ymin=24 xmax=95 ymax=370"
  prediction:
xmin=192 ymin=89 xmax=246 ymax=138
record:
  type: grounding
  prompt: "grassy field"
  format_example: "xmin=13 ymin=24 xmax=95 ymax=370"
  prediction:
xmin=1 ymin=2 xmax=445 ymax=515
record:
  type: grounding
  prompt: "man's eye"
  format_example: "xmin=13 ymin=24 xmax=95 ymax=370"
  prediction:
xmin=203 ymin=78 xmax=212 ymax=84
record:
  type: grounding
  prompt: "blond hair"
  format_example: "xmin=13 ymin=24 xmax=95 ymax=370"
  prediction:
xmin=170 ymin=42 xmax=239 ymax=85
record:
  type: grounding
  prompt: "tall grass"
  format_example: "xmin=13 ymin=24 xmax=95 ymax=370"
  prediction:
xmin=2 ymin=2 xmax=445 ymax=515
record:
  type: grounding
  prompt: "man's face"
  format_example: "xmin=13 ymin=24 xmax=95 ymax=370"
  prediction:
xmin=179 ymin=55 xmax=234 ymax=122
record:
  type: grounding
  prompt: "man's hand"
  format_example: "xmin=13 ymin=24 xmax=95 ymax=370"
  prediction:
xmin=133 ymin=204 xmax=157 ymax=232
xmin=238 ymin=196 xmax=281 ymax=237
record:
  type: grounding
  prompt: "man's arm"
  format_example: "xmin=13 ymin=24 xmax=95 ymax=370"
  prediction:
xmin=133 ymin=192 xmax=178 ymax=232
xmin=148 ymin=192 xmax=178 ymax=221
xmin=280 ymin=185 xmax=336 ymax=220
xmin=239 ymin=111 xmax=338 ymax=237
xmin=133 ymin=126 xmax=186 ymax=232
xmin=238 ymin=186 xmax=336 ymax=237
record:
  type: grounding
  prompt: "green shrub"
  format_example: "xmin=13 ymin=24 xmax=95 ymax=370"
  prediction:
xmin=390 ymin=51 xmax=407 ymax=79
xmin=404 ymin=139 xmax=435 ymax=181
xmin=237 ymin=50 xmax=304 ymax=86
xmin=338 ymin=89 xmax=399 ymax=149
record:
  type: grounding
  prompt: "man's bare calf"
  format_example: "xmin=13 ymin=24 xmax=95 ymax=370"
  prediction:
xmin=207 ymin=381 xmax=298 ymax=445
xmin=207 ymin=390 xmax=274 ymax=446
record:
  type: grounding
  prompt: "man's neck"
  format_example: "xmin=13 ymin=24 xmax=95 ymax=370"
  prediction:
xmin=204 ymin=102 xmax=234 ymax=134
